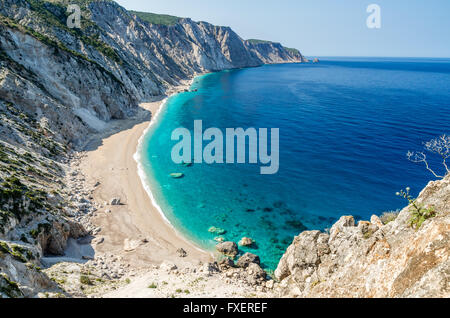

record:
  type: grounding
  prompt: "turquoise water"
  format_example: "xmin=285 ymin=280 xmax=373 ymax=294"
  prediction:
xmin=139 ymin=58 xmax=450 ymax=270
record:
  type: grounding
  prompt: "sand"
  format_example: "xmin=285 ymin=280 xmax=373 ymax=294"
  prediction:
xmin=49 ymin=84 xmax=276 ymax=298
xmin=77 ymin=88 xmax=212 ymax=270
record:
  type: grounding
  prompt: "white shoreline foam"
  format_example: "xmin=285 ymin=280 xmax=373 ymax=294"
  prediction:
xmin=133 ymin=76 xmax=210 ymax=255
xmin=133 ymin=97 xmax=171 ymax=224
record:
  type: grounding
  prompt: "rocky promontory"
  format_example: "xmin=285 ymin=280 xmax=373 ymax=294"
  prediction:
xmin=274 ymin=175 xmax=449 ymax=298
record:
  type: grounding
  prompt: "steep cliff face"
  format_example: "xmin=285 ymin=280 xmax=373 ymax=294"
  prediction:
xmin=0 ymin=0 xmax=304 ymax=297
xmin=275 ymin=175 xmax=450 ymax=298
xmin=0 ymin=0 xmax=303 ymax=142
xmin=245 ymin=40 xmax=302 ymax=64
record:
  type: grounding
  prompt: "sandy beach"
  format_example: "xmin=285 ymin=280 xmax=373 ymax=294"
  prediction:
xmin=76 ymin=86 xmax=212 ymax=270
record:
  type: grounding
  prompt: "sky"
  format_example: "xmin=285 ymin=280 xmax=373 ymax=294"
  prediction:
xmin=115 ymin=0 xmax=450 ymax=58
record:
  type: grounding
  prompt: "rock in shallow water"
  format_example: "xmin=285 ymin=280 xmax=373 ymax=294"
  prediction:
xmin=216 ymin=241 xmax=238 ymax=258
xmin=208 ymin=226 xmax=226 ymax=235
xmin=169 ymin=173 xmax=184 ymax=179
xmin=239 ymin=237 xmax=255 ymax=247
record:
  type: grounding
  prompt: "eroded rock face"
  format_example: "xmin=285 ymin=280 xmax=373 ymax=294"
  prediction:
xmin=246 ymin=263 xmax=267 ymax=286
xmin=0 ymin=0 xmax=304 ymax=149
xmin=0 ymin=241 xmax=59 ymax=298
xmin=218 ymin=257 xmax=235 ymax=271
xmin=237 ymin=253 xmax=261 ymax=269
xmin=275 ymin=175 xmax=450 ymax=298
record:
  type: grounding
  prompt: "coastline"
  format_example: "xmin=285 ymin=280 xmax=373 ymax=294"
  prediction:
xmin=133 ymin=76 xmax=213 ymax=256
xmin=76 ymin=78 xmax=213 ymax=270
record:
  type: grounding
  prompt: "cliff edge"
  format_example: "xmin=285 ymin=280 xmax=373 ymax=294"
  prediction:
xmin=275 ymin=175 xmax=449 ymax=298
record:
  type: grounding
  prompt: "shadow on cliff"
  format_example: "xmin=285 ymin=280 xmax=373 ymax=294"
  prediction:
xmin=81 ymin=96 xmax=166 ymax=152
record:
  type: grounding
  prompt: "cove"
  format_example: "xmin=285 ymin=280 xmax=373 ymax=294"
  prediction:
xmin=138 ymin=58 xmax=450 ymax=270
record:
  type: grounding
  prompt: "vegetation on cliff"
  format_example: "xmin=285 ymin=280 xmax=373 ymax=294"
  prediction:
xmin=130 ymin=10 xmax=181 ymax=26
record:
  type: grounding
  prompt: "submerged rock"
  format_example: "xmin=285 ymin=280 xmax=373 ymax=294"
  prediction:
xmin=169 ymin=173 xmax=184 ymax=179
xmin=216 ymin=242 xmax=238 ymax=258
xmin=273 ymin=201 xmax=285 ymax=208
xmin=285 ymin=219 xmax=307 ymax=231
xmin=208 ymin=226 xmax=226 ymax=235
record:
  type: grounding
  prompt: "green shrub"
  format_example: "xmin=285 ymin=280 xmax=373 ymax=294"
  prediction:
xmin=0 ymin=273 xmax=23 ymax=298
xmin=130 ymin=11 xmax=181 ymax=26
xmin=247 ymin=39 xmax=273 ymax=45
xmin=79 ymin=275 xmax=92 ymax=285
xmin=396 ymin=188 xmax=436 ymax=230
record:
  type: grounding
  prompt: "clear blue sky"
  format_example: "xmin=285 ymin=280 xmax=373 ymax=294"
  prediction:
xmin=116 ymin=0 xmax=450 ymax=58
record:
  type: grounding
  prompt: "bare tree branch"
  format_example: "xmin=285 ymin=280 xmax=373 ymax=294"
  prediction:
xmin=407 ymin=150 xmax=444 ymax=179
xmin=424 ymin=134 xmax=450 ymax=174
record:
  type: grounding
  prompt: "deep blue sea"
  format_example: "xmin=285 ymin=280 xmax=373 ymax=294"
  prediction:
xmin=139 ymin=57 xmax=450 ymax=270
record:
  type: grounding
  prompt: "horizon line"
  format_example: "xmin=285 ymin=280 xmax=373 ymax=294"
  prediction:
xmin=304 ymin=55 xmax=450 ymax=59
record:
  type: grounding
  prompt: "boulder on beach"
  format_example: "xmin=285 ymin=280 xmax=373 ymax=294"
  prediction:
xmin=160 ymin=261 xmax=178 ymax=272
xmin=216 ymin=241 xmax=238 ymax=258
xmin=177 ymin=248 xmax=187 ymax=258
xmin=123 ymin=238 xmax=142 ymax=252
xmin=237 ymin=252 xmax=260 ymax=268
xmin=110 ymin=198 xmax=121 ymax=205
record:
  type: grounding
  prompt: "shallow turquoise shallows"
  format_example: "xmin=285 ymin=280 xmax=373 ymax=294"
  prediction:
xmin=139 ymin=58 xmax=450 ymax=270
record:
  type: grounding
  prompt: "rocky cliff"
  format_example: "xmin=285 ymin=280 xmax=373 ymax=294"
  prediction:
xmin=4 ymin=0 xmax=447 ymax=300
xmin=0 ymin=0 xmax=304 ymax=297
xmin=0 ymin=0 xmax=304 ymax=145
xmin=275 ymin=175 xmax=450 ymax=298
